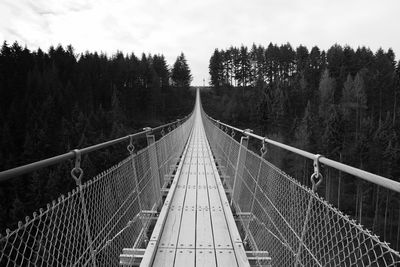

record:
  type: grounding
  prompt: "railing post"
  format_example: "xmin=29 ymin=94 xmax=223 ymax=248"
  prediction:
xmin=144 ymin=128 xmax=162 ymax=208
xmin=231 ymin=130 xmax=251 ymax=206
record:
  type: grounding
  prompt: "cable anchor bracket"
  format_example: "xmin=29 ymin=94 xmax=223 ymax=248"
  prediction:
xmin=71 ymin=149 xmax=83 ymax=184
xmin=260 ymin=138 xmax=268 ymax=158
xmin=127 ymin=135 xmax=135 ymax=154
xmin=310 ymin=154 xmax=323 ymax=192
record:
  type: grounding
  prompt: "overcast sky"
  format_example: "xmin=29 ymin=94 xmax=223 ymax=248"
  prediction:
xmin=0 ymin=0 xmax=399 ymax=85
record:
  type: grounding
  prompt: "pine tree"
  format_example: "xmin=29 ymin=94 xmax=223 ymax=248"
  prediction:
xmin=152 ymin=54 xmax=170 ymax=89
xmin=237 ymin=45 xmax=251 ymax=87
xmin=341 ymin=71 xmax=367 ymax=140
xmin=320 ymin=106 xmax=343 ymax=202
xmin=294 ymin=101 xmax=315 ymax=185
xmin=209 ymin=49 xmax=224 ymax=89
xmin=295 ymin=45 xmax=309 ymax=74
xmin=318 ymin=69 xmax=336 ymax=121
xmin=321 ymin=105 xmax=343 ymax=157
xmin=171 ymin=52 xmax=192 ymax=88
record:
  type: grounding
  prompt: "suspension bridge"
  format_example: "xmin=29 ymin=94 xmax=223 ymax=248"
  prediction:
xmin=1 ymin=89 xmax=400 ymax=266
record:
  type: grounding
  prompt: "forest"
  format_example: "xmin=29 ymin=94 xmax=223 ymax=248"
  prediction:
xmin=0 ymin=41 xmax=194 ymax=233
xmin=1 ymin=40 xmax=400 ymax=250
xmin=203 ymin=43 xmax=400 ymax=249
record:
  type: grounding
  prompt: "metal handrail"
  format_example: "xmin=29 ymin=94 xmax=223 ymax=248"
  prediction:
xmin=0 ymin=115 xmax=191 ymax=182
xmin=205 ymin=114 xmax=400 ymax=194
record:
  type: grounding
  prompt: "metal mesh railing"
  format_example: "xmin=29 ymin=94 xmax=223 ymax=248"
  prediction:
xmin=0 ymin=116 xmax=193 ymax=267
xmin=202 ymin=110 xmax=400 ymax=266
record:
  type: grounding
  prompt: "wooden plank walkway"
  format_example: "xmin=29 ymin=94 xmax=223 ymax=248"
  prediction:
xmin=141 ymin=91 xmax=249 ymax=266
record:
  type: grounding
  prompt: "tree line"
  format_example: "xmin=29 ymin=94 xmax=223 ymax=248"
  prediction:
xmin=0 ymin=41 xmax=194 ymax=232
xmin=205 ymin=43 xmax=400 ymax=249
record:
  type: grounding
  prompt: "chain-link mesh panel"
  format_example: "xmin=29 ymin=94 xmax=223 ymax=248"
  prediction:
xmin=155 ymin=120 xmax=192 ymax=191
xmin=206 ymin=122 xmax=239 ymax=191
xmin=202 ymin=112 xmax=400 ymax=267
xmin=0 ymin=116 xmax=193 ymax=267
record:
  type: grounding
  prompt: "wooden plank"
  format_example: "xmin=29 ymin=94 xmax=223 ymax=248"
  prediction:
xmin=203 ymin=163 xmax=217 ymax=187
xmin=184 ymin=178 xmax=197 ymax=206
xmin=221 ymin=202 xmax=244 ymax=244
xmin=196 ymin=142 xmax=214 ymax=250
xmin=234 ymin=242 xmax=251 ymax=267
xmin=152 ymin=248 xmax=176 ymax=267
xmin=215 ymin=249 xmax=238 ymax=267
xmin=197 ymin=157 xmax=206 ymax=187
xmin=204 ymin=155 xmax=233 ymax=250
xmin=195 ymin=207 xmax=213 ymax=249
xmin=174 ymin=249 xmax=195 ymax=266
xmin=206 ymin=184 xmax=219 ymax=205
xmin=210 ymin=208 xmax=234 ymax=249
xmin=176 ymin=132 xmax=198 ymax=243
xmin=176 ymin=142 xmax=197 ymax=248
xmin=140 ymin=241 xmax=156 ymax=267
xmin=158 ymin=209 xmax=182 ymax=248
xmin=177 ymin=209 xmax=196 ymax=248
xmin=157 ymin=158 xmax=192 ymax=247
xmin=196 ymin=177 xmax=213 ymax=249
xmin=196 ymin=178 xmax=209 ymax=206
xmin=196 ymin=249 xmax=217 ymax=267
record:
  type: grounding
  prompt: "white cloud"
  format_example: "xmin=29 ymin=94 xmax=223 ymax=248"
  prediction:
xmin=0 ymin=0 xmax=399 ymax=85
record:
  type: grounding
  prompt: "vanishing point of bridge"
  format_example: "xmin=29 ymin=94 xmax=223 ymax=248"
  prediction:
xmin=1 ymin=89 xmax=400 ymax=266
xmin=131 ymin=90 xmax=252 ymax=266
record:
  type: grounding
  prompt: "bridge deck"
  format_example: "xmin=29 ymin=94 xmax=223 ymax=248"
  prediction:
xmin=141 ymin=93 xmax=249 ymax=266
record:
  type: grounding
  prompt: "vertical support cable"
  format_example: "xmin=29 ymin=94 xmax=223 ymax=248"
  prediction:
xmin=71 ymin=149 xmax=97 ymax=267
xmin=177 ymin=119 xmax=184 ymax=153
xmin=127 ymin=136 xmax=142 ymax=214
xmin=145 ymin=128 xmax=162 ymax=208
xmin=223 ymin=133 xmax=234 ymax=184
xmin=212 ymin=120 xmax=220 ymax=150
xmin=248 ymin=138 xmax=268 ymax=236
xmin=295 ymin=154 xmax=323 ymax=267
xmin=231 ymin=130 xmax=250 ymax=206
xmin=244 ymin=145 xmax=264 ymax=253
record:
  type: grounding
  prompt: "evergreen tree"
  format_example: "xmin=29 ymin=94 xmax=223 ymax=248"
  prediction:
xmin=209 ymin=49 xmax=224 ymax=88
xmin=171 ymin=52 xmax=192 ymax=88
xmin=152 ymin=54 xmax=170 ymax=88
xmin=295 ymin=101 xmax=315 ymax=151
xmin=236 ymin=45 xmax=251 ymax=87
xmin=321 ymin=105 xmax=343 ymax=157
xmin=294 ymin=101 xmax=315 ymax=184
xmin=318 ymin=69 xmax=336 ymax=121
xmin=341 ymin=71 xmax=368 ymax=140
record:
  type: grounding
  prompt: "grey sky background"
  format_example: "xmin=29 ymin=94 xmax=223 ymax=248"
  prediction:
xmin=0 ymin=0 xmax=398 ymax=85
